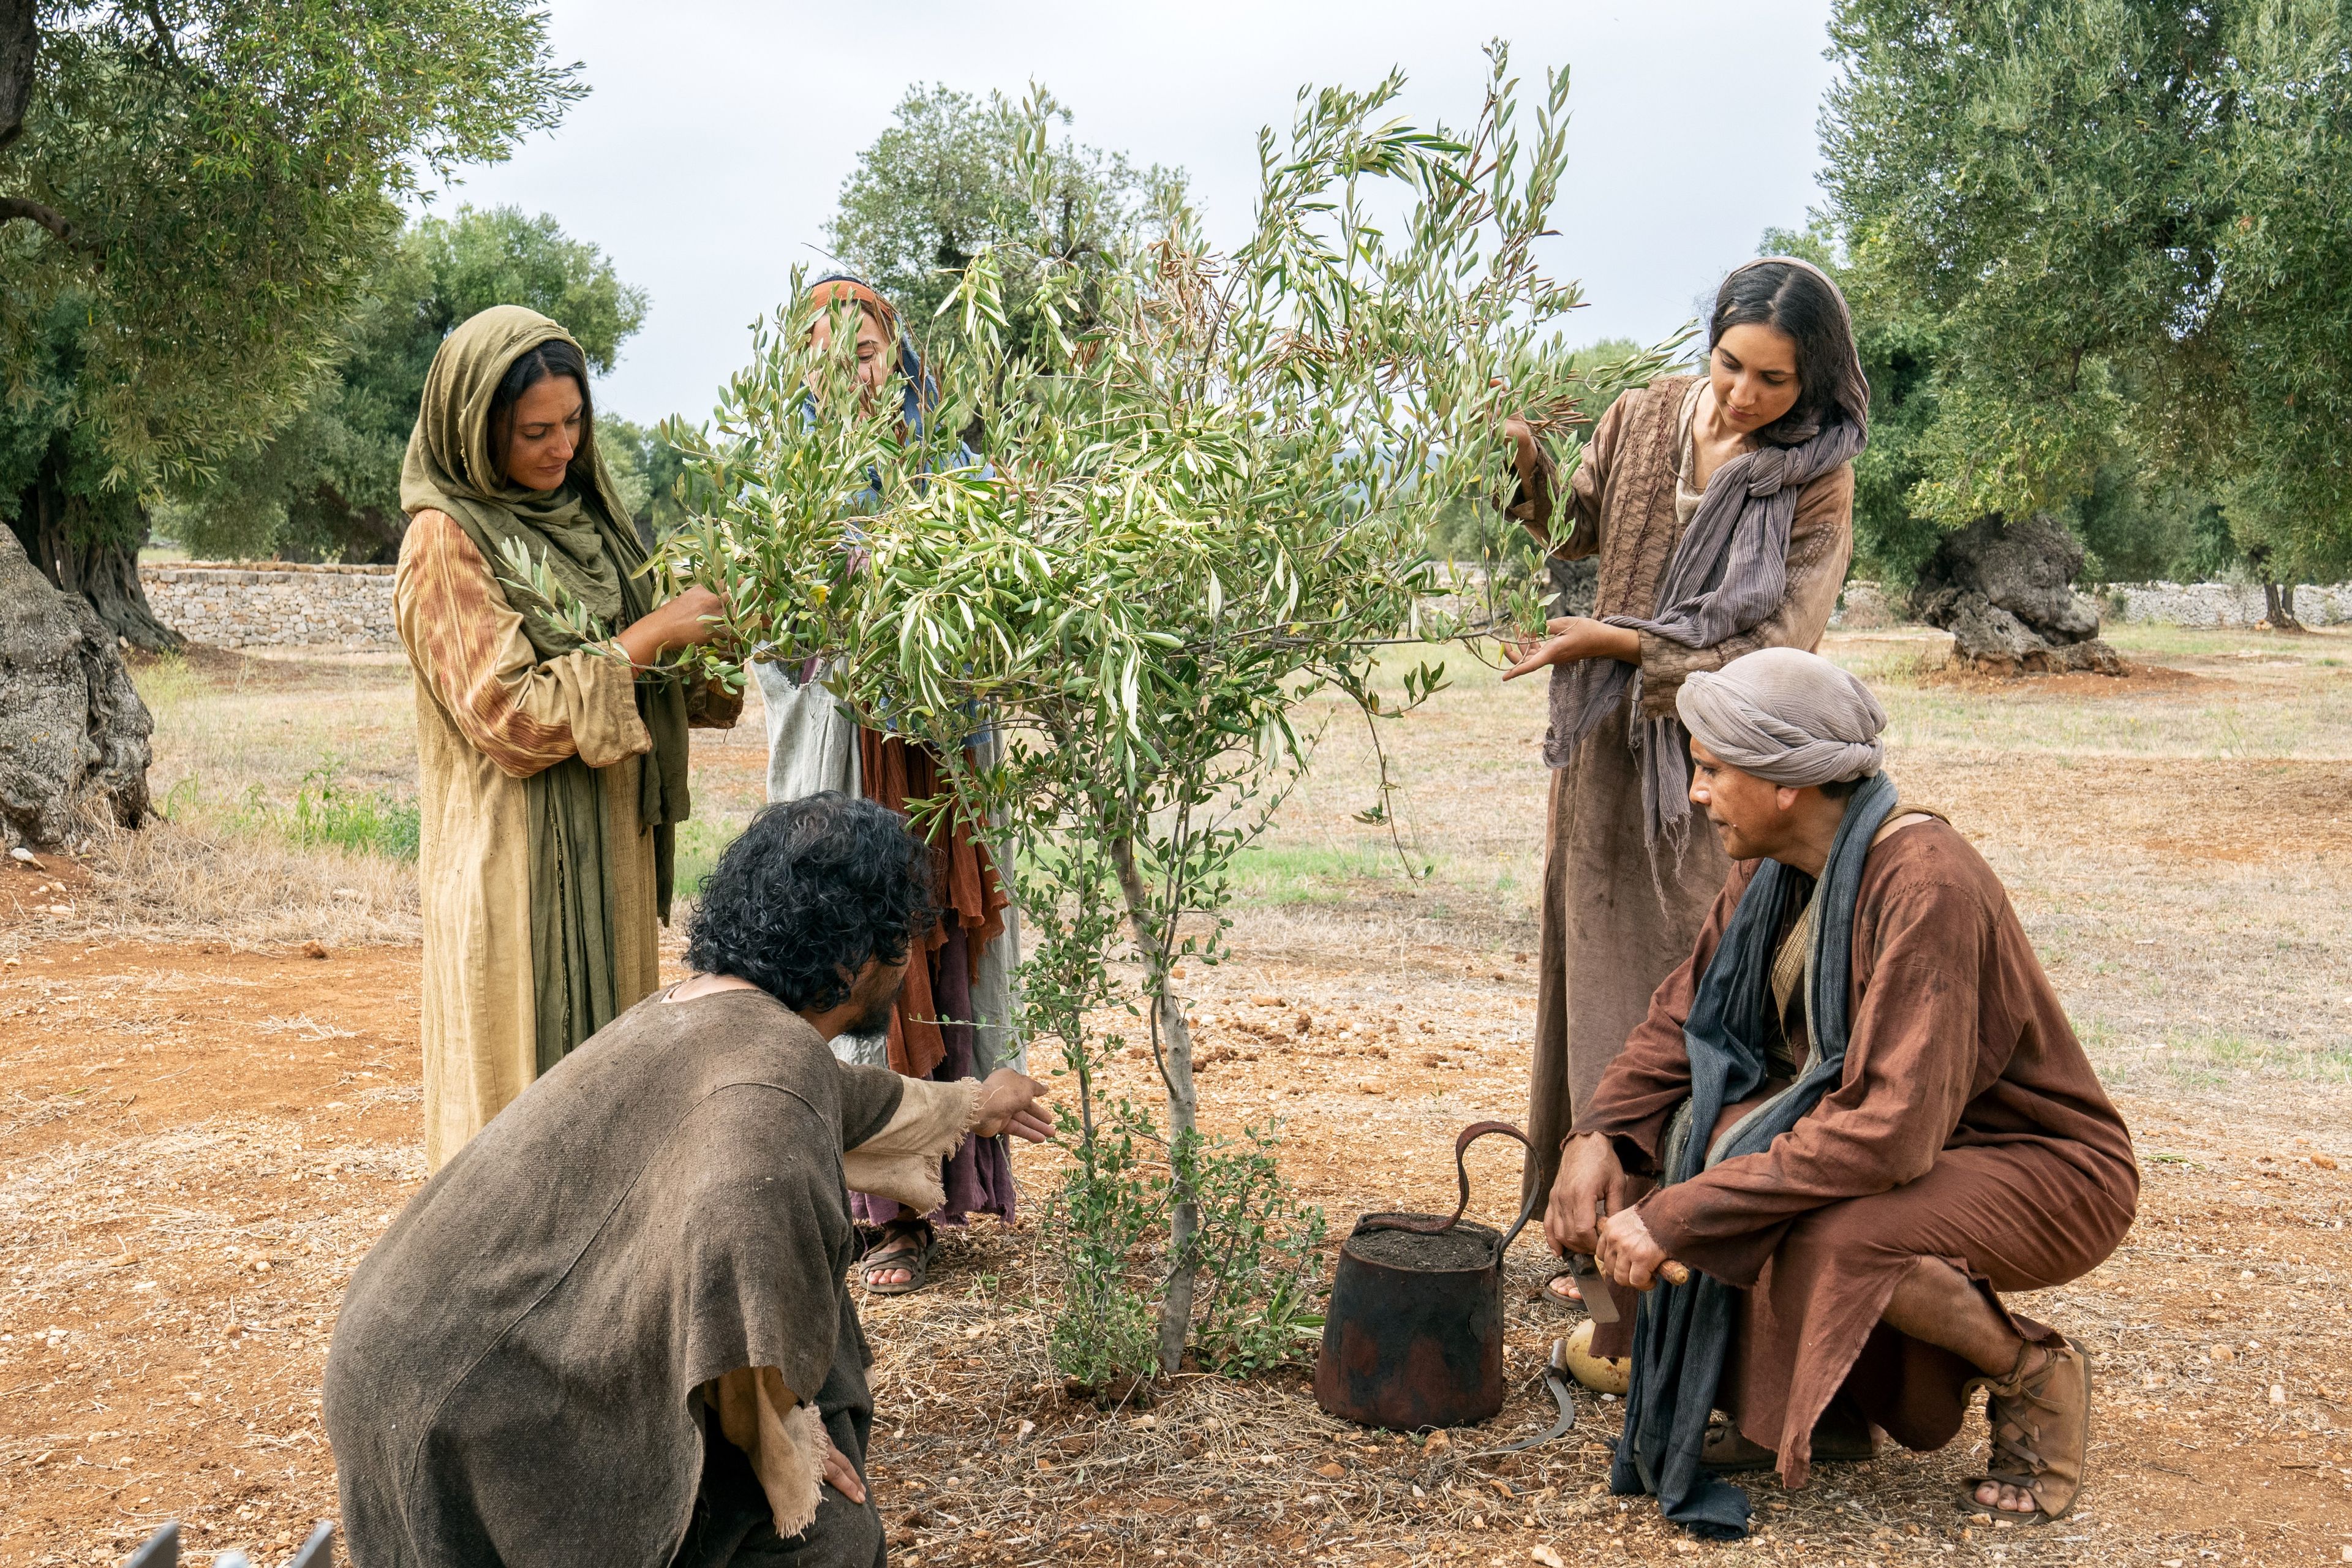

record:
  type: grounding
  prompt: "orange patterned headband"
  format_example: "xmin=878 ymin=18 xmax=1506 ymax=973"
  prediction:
xmin=801 ymin=279 xmax=896 ymax=334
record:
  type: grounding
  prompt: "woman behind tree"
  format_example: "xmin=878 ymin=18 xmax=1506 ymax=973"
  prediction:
xmin=1499 ymin=259 xmax=1869 ymax=1300
xmin=755 ymin=275 xmax=1021 ymax=1297
xmin=398 ymin=305 xmax=729 ymax=1171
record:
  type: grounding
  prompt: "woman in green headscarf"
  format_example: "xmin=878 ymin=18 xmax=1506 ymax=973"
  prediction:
xmin=396 ymin=305 xmax=729 ymax=1171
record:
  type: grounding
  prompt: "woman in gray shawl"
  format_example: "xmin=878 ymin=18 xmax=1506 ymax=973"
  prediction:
xmin=1496 ymin=259 xmax=1870 ymax=1303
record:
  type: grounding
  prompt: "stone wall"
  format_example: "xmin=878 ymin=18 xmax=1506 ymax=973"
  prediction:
xmin=1832 ymin=579 xmax=2351 ymax=631
xmin=140 ymin=561 xmax=397 ymax=650
xmin=140 ymin=561 xmax=2352 ymax=650
xmin=2093 ymin=581 xmax=2352 ymax=629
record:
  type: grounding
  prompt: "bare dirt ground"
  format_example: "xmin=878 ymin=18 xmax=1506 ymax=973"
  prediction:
xmin=4 ymin=626 xmax=2351 ymax=1567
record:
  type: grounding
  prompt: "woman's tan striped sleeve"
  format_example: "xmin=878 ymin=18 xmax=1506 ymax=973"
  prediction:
xmin=394 ymin=510 xmax=651 ymax=777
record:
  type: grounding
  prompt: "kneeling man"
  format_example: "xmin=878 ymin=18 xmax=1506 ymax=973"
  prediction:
xmin=325 ymin=793 xmax=1051 ymax=1567
xmin=1550 ymin=649 xmax=2135 ymax=1539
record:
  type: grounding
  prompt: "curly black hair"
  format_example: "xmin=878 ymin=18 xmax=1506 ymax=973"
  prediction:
xmin=683 ymin=793 xmax=939 ymax=1012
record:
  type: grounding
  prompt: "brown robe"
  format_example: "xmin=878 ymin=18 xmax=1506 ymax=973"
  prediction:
xmin=325 ymin=984 xmax=980 ymax=1566
xmin=853 ymin=731 xmax=1009 ymax=1080
xmin=1512 ymin=375 xmax=1857 ymax=1210
xmin=1571 ymin=820 xmax=2138 ymax=1487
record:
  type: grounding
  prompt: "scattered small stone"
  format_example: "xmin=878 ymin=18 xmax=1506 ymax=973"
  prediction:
xmin=9 ymin=847 xmax=40 ymax=867
xmin=2269 ymin=1384 xmax=2286 ymax=1404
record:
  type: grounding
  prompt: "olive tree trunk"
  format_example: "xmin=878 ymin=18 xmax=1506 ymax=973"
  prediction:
xmin=2261 ymin=579 xmax=2304 ymax=633
xmin=10 ymin=461 xmax=186 ymax=652
xmin=0 ymin=525 xmax=152 ymax=848
xmin=1107 ymin=832 xmax=1200 ymax=1376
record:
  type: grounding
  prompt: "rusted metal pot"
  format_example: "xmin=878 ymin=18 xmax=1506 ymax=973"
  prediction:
xmin=1313 ymin=1120 xmax=1539 ymax=1431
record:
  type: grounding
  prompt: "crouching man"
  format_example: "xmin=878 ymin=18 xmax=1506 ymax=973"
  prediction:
xmin=323 ymin=793 xmax=1052 ymax=1567
xmin=1550 ymin=649 xmax=2136 ymax=1539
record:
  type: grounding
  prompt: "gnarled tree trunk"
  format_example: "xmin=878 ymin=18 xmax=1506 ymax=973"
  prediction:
xmin=0 ymin=526 xmax=152 ymax=848
xmin=1910 ymin=513 xmax=2123 ymax=676
xmin=2261 ymin=580 xmax=2304 ymax=633
xmin=9 ymin=454 xmax=186 ymax=652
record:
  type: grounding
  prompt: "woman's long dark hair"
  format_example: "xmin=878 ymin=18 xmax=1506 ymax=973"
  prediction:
xmin=1708 ymin=261 xmax=1865 ymax=448
xmin=487 ymin=337 xmax=598 ymax=487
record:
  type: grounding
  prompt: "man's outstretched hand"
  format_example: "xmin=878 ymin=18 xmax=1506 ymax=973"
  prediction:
xmin=973 ymin=1069 xmax=1054 ymax=1143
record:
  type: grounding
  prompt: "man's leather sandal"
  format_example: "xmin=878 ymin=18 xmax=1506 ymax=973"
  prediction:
xmin=1701 ymin=1405 xmax=1880 ymax=1473
xmin=1957 ymin=1335 xmax=2090 ymax=1523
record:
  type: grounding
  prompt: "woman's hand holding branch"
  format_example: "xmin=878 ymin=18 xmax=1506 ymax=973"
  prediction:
xmin=617 ymin=586 xmax=728 ymax=668
xmin=1500 ymin=616 xmax=1642 ymax=681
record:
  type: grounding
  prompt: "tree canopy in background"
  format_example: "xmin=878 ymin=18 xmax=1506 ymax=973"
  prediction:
xmin=159 ymin=205 xmax=652 ymax=564
xmin=1817 ymin=0 xmax=2352 ymax=588
xmin=0 ymin=0 xmax=582 ymax=643
xmin=825 ymin=83 xmax=1187 ymax=353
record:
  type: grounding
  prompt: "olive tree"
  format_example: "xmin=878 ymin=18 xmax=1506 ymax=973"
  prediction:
xmin=0 ymin=0 xmax=578 ymax=847
xmin=664 ymin=53 xmax=1660 ymax=1376
xmin=1820 ymin=0 xmax=2352 ymax=606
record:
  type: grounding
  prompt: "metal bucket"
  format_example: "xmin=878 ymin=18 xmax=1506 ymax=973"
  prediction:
xmin=1312 ymin=1120 xmax=1539 ymax=1430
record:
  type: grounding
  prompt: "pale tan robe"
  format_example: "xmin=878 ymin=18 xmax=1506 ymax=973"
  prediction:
xmin=1510 ymin=375 xmax=1855 ymax=1210
xmin=397 ymin=508 xmax=663 ymax=1170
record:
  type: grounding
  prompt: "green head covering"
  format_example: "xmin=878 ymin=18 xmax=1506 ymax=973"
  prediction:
xmin=401 ymin=304 xmax=638 ymax=652
xmin=403 ymin=306 xmax=694 ymax=1068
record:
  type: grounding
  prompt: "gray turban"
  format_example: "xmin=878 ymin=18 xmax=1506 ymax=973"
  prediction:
xmin=1674 ymin=647 xmax=1887 ymax=786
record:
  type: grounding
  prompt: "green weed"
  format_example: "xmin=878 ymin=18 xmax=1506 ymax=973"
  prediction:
xmin=287 ymin=765 xmax=420 ymax=859
xmin=672 ymin=813 xmax=749 ymax=899
xmin=158 ymin=760 xmax=420 ymax=861
xmin=1230 ymin=843 xmax=1406 ymax=905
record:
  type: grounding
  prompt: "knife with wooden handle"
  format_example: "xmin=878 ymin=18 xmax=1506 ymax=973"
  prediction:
xmin=1575 ymin=1198 xmax=1689 ymax=1321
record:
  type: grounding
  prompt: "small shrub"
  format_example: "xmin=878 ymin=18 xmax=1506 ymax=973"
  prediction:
xmin=1039 ymin=1099 xmax=1328 ymax=1386
xmin=1186 ymin=1123 xmax=1328 ymax=1376
xmin=1040 ymin=1096 xmax=1167 ymax=1390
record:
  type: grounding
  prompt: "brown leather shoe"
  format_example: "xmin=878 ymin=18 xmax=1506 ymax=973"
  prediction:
xmin=1958 ymin=1335 xmax=2090 ymax=1523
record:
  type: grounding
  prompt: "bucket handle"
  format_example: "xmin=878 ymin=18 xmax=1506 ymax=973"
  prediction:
xmin=1357 ymin=1120 xmax=1543 ymax=1261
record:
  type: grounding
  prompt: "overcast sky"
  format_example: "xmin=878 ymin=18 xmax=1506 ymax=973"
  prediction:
xmin=440 ymin=1 xmax=1843 ymax=423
